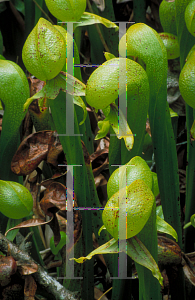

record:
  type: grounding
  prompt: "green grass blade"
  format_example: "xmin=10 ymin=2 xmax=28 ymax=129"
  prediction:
xmin=49 ymin=92 xmax=94 ymax=299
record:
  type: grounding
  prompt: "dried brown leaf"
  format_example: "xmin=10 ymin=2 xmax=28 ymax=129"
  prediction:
xmin=47 ymin=140 xmax=65 ymax=167
xmin=17 ymin=261 xmax=38 ymax=275
xmin=40 ymin=171 xmax=67 ymax=189
xmin=90 ymin=148 xmax=109 ymax=163
xmin=182 ymin=253 xmax=195 ymax=286
xmin=94 ymin=173 xmax=108 ymax=188
xmin=93 ymin=160 xmax=109 ymax=178
xmin=90 ymin=147 xmax=109 ymax=178
xmin=40 ymin=182 xmax=67 ymax=217
xmin=11 ymin=131 xmax=57 ymax=175
xmin=24 ymin=275 xmax=37 ymax=300
xmin=25 ymin=170 xmax=45 ymax=219
xmin=5 ymin=218 xmax=53 ymax=237
xmin=40 ymin=182 xmax=82 ymax=249
xmin=29 ymin=77 xmax=45 ymax=97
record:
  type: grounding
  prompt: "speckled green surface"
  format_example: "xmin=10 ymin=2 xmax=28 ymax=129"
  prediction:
xmin=102 ymin=179 xmax=154 ymax=240
xmin=86 ymin=57 xmax=149 ymax=110
xmin=107 ymin=156 xmax=153 ymax=199
xmin=179 ymin=44 xmax=195 ymax=108
xmin=45 ymin=0 xmax=86 ymax=22
xmin=22 ymin=18 xmax=66 ymax=81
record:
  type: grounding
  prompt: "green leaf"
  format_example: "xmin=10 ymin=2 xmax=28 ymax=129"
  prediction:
xmin=50 ymin=231 xmax=68 ymax=255
xmin=156 ymin=205 xmax=164 ymax=219
xmin=127 ymin=236 xmax=163 ymax=286
xmin=70 ymin=236 xmax=163 ymax=285
xmin=24 ymin=72 xmax=86 ymax=111
xmin=23 ymin=72 xmax=87 ymax=124
xmin=183 ymin=217 xmax=193 ymax=229
xmin=102 ymin=106 xmax=110 ymax=117
xmin=107 ymin=103 xmax=134 ymax=151
xmin=156 ymin=215 xmax=178 ymax=242
xmin=169 ymin=107 xmax=178 ymax=118
xmin=184 ymin=222 xmax=191 ymax=229
xmin=59 ymin=72 xmax=86 ymax=96
xmin=70 ymin=238 xmax=118 ymax=263
xmin=190 ymin=214 xmax=195 ymax=227
xmin=95 ymin=120 xmax=110 ymax=140
xmin=104 ymin=52 xmax=116 ymax=61
xmin=74 ymin=12 xmax=119 ymax=32
xmin=13 ymin=0 xmax=25 ymax=15
xmin=151 ymin=172 xmax=160 ymax=197
xmin=73 ymin=96 xmax=87 ymax=125
xmin=190 ymin=119 xmax=195 ymax=140
xmin=98 ymin=225 xmax=106 ymax=236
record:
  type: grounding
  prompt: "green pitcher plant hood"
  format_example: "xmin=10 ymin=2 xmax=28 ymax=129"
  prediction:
xmin=45 ymin=0 xmax=86 ymax=22
xmin=22 ymin=18 xmax=67 ymax=82
xmin=103 ymin=179 xmax=155 ymax=240
xmin=85 ymin=57 xmax=149 ymax=110
xmin=107 ymin=156 xmax=153 ymax=199
xmin=0 ymin=180 xmax=33 ymax=219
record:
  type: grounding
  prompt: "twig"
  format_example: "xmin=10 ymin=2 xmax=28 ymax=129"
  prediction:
xmin=0 ymin=233 xmax=79 ymax=300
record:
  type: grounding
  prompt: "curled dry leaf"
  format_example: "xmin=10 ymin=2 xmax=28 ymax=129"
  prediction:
xmin=0 ymin=256 xmax=17 ymax=286
xmin=90 ymin=147 xmax=109 ymax=164
xmin=182 ymin=252 xmax=195 ymax=287
xmin=94 ymin=173 xmax=108 ymax=188
xmin=24 ymin=275 xmax=37 ymax=299
xmin=91 ymin=148 xmax=109 ymax=174
xmin=29 ymin=77 xmax=45 ymax=97
xmin=28 ymin=77 xmax=47 ymax=114
xmin=11 ymin=131 xmax=56 ymax=175
xmin=47 ymin=139 xmax=89 ymax=168
xmin=40 ymin=182 xmax=81 ymax=251
xmin=47 ymin=139 xmax=65 ymax=167
xmin=40 ymin=182 xmax=68 ymax=217
xmin=5 ymin=218 xmax=53 ymax=237
xmin=11 ymin=130 xmax=90 ymax=175
xmin=40 ymin=172 xmax=67 ymax=189
xmin=28 ymin=77 xmax=51 ymax=133
xmin=93 ymin=159 xmax=109 ymax=178
xmin=158 ymin=236 xmax=182 ymax=266
xmin=27 ymin=171 xmax=45 ymax=219
xmin=16 ymin=260 xmax=38 ymax=276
